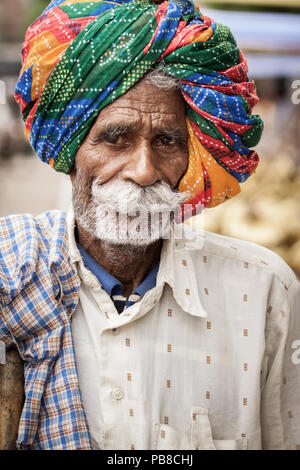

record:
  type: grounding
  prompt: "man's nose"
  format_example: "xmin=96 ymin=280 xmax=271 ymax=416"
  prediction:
xmin=122 ymin=141 xmax=161 ymax=187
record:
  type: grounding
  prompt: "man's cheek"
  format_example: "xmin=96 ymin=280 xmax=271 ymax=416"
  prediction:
xmin=76 ymin=142 xmax=108 ymax=173
xmin=92 ymin=158 xmax=128 ymax=184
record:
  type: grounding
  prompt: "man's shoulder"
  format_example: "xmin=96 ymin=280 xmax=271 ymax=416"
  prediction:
xmin=0 ymin=209 xmax=67 ymax=236
xmin=0 ymin=210 xmax=69 ymax=303
xmin=179 ymin=227 xmax=297 ymax=290
xmin=0 ymin=210 xmax=68 ymax=257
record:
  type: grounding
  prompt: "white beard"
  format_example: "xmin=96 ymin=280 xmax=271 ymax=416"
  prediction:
xmin=72 ymin=171 xmax=190 ymax=247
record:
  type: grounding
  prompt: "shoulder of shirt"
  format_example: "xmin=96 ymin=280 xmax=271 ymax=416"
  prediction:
xmin=0 ymin=210 xmax=68 ymax=305
xmin=177 ymin=226 xmax=297 ymax=290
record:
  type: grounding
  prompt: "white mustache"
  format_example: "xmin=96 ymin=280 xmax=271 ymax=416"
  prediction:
xmin=91 ymin=179 xmax=190 ymax=214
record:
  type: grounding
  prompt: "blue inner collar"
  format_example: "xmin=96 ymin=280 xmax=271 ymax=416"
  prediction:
xmin=77 ymin=243 xmax=159 ymax=299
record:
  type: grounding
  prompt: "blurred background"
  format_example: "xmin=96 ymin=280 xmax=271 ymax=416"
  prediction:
xmin=0 ymin=0 xmax=300 ymax=277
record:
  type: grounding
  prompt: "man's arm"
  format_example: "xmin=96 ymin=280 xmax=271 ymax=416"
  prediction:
xmin=0 ymin=306 xmax=24 ymax=450
xmin=261 ymin=276 xmax=300 ymax=449
xmin=0 ymin=348 xmax=24 ymax=450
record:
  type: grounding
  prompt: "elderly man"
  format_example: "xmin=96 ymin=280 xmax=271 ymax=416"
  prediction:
xmin=0 ymin=0 xmax=299 ymax=451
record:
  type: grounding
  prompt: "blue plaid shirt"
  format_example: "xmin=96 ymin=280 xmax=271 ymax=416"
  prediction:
xmin=0 ymin=211 xmax=92 ymax=449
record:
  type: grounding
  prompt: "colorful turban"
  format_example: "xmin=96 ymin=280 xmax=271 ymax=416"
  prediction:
xmin=15 ymin=0 xmax=263 ymax=217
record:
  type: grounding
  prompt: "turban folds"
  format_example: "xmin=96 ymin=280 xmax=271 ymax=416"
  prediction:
xmin=15 ymin=0 xmax=263 ymax=217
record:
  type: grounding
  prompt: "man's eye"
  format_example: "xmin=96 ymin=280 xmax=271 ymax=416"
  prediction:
xmin=92 ymin=133 xmax=126 ymax=146
xmin=103 ymin=134 xmax=124 ymax=145
xmin=155 ymin=135 xmax=176 ymax=146
xmin=155 ymin=135 xmax=187 ymax=150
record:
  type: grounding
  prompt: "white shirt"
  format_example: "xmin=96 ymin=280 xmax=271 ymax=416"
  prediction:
xmin=68 ymin=209 xmax=300 ymax=450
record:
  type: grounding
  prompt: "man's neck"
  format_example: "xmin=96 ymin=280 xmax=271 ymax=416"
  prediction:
xmin=76 ymin=221 xmax=162 ymax=297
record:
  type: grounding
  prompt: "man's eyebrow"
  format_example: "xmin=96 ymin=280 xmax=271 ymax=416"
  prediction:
xmin=95 ymin=123 xmax=138 ymax=138
xmin=156 ymin=128 xmax=187 ymax=142
xmin=93 ymin=123 xmax=187 ymax=143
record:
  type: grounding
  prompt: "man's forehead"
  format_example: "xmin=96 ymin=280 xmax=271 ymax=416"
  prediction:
xmin=102 ymin=101 xmax=180 ymax=116
xmin=94 ymin=112 xmax=184 ymax=132
xmin=94 ymin=84 xmax=186 ymax=131
xmin=101 ymin=79 xmax=185 ymax=114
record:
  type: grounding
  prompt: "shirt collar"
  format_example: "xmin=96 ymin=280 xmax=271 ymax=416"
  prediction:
xmin=77 ymin=242 xmax=123 ymax=296
xmin=135 ymin=263 xmax=159 ymax=297
xmin=157 ymin=225 xmax=208 ymax=318
xmin=67 ymin=205 xmax=208 ymax=318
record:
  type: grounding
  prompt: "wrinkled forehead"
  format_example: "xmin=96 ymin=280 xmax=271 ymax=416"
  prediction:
xmin=91 ymin=79 xmax=188 ymax=135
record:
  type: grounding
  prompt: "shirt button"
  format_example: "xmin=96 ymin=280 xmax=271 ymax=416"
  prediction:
xmin=112 ymin=328 xmax=120 ymax=335
xmin=111 ymin=388 xmax=124 ymax=401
